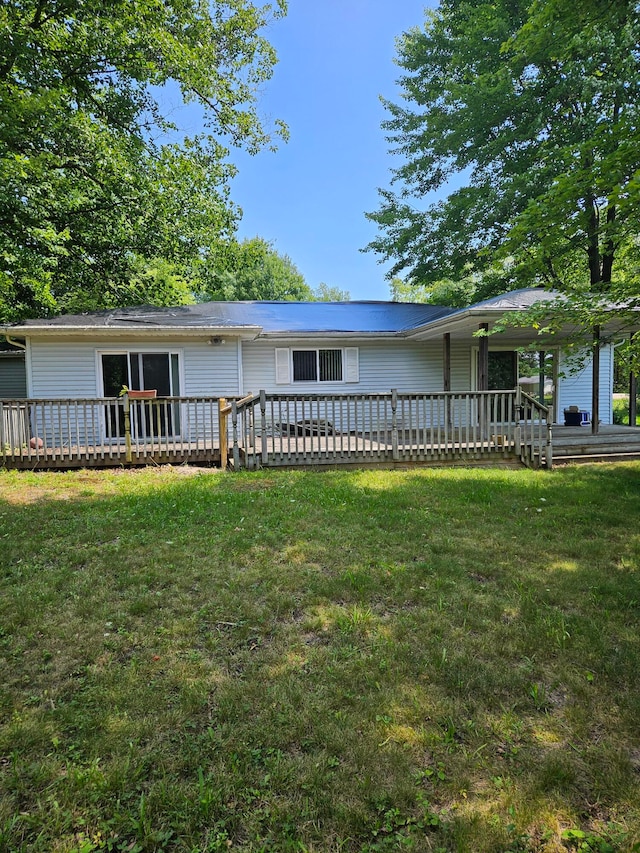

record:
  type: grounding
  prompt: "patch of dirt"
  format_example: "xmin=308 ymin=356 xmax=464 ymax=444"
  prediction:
xmin=0 ymin=464 xmax=221 ymax=503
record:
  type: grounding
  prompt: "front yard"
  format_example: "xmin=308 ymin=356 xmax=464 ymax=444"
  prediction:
xmin=1 ymin=464 xmax=639 ymax=852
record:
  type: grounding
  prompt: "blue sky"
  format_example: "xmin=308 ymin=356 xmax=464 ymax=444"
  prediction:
xmin=225 ymin=1 xmax=429 ymax=301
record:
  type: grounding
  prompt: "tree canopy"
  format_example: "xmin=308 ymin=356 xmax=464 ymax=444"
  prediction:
xmin=199 ymin=237 xmax=312 ymax=301
xmin=366 ymin=0 xmax=640 ymax=308
xmin=197 ymin=238 xmax=351 ymax=302
xmin=0 ymin=0 xmax=287 ymax=322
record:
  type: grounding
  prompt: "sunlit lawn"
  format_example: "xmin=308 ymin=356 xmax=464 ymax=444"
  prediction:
xmin=1 ymin=463 xmax=639 ymax=852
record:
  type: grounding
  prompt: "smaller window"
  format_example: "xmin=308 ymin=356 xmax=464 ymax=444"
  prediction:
xmin=293 ymin=350 xmax=318 ymax=382
xmin=292 ymin=349 xmax=343 ymax=383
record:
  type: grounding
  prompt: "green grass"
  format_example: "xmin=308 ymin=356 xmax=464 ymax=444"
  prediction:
xmin=1 ymin=464 xmax=640 ymax=853
xmin=613 ymin=396 xmax=640 ymax=426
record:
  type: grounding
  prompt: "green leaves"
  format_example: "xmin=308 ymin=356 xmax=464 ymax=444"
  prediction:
xmin=0 ymin=0 xmax=287 ymax=321
xmin=366 ymin=0 xmax=640 ymax=304
xmin=198 ymin=237 xmax=313 ymax=302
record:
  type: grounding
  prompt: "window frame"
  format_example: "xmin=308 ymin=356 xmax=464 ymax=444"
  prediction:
xmin=291 ymin=347 xmax=344 ymax=384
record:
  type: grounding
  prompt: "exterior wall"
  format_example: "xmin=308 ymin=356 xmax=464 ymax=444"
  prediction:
xmin=21 ymin=338 xmax=241 ymax=447
xmin=556 ymin=344 xmax=613 ymax=425
xmin=26 ymin=337 xmax=241 ymax=398
xmin=0 ymin=355 xmax=27 ymax=397
xmin=241 ymin=338 xmax=472 ymax=394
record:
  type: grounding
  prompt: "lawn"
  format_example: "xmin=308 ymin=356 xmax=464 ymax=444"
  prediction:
xmin=1 ymin=464 xmax=639 ymax=853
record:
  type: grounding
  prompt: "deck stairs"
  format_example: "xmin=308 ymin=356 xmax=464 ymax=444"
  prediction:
xmin=551 ymin=425 xmax=640 ymax=465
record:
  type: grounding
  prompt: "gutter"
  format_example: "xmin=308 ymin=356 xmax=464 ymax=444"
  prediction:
xmin=257 ymin=331 xmax=401 ymax=340
xmin=403 ymin=307 xmax=500 ymax=339
xmin=0 ymin=325 xmax=263 ymax=341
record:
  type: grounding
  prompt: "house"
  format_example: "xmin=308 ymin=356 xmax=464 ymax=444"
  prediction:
xmin=2 ymin=288 xmax=614 ymax=421
xmin=0 ymin=288 xmax=630 ymax=469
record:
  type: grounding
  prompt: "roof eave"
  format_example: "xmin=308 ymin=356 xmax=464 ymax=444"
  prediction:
xmin=258 ymin=330 xmax=402 ymax=340
xmin=0 ymin=324 xmax=263 ymax=341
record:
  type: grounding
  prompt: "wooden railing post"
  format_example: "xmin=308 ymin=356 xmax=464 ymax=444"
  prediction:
xmin=218 ymin=398 xmax=228 ymax=470
xmin=123 ymin=393 xmax=132 ymax=463
xmin=231 ymin=400 xmax=240 ymax=470
xmin=514 ymin=386 xmax=522 ymax=459
xmin=545 ymin=422 xmax=553 ymax=469
xmin=260 ymin=390 xmax=268 ymax=466
xmin=391 ymin=389 xmax=399 ymax=461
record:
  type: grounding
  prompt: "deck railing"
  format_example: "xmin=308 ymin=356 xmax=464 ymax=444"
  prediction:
xmin=227 ymin=389 xmax=551 ymax=470
xmin=0 ymin=389 xmax=551 ymax=470
xmin=0 ymin=395 xmax=229 ymax=467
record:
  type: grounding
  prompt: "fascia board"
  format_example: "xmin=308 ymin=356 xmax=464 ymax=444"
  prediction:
xmin=1 ymin=325 xmax=263 ymax=341
xmin=257 ymin=331 xmax=401 ymax=340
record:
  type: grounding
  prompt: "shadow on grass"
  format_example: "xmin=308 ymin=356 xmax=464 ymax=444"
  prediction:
xmin=1 ymin=464 xmax=639 ymax=852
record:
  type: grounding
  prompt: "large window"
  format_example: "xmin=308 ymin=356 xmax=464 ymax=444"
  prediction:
xmin=292 ymin=349 xmax=343 ymax=382
xmin=101 ymin=352 xmax=180 ymax=397
xmin=100 ymin=351 xmax=181 ymax=439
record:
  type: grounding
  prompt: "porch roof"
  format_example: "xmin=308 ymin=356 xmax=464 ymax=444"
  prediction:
xmin=405 ymin=288 xmax=640 ymax=344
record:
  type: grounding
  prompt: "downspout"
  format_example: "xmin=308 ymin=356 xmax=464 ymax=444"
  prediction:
xmin=4 ymin=335 xmax=26 ymax=350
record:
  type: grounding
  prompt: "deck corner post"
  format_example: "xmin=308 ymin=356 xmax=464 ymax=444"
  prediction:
xmin=514 ymin=387 xmax=523 ymax=458
xmin=391 ymin=388 xmax=399 ymax=461
xmin=545 ymin=422 xmax=553 ymax=470
xmin=218 ymin=398 xmax=228 ymax=470
xmin=260 ymin=390 xmax=268 ymax=467
xmin=231 ymin=400 xmax=240 ymax=470
xmin=123 ymin=393 xmax=132 ymax=463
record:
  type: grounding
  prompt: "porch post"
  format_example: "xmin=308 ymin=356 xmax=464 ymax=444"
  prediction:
xmin=591 ymin=325 xmax=600 ymax=436
xmin=477 ymin=324 xmax=489 ymax=391
xmin=478 ymin=324 xmax=489 ymax=439
xmin=443 ymin=333 xmax=451 ymax=392
xmin=443 ymin=333 xmax=451 ymax=427
xmin=538 ymin=351 xmax=546 ymax=405
xmin=630 ymin=370 xmax=637 ymax=428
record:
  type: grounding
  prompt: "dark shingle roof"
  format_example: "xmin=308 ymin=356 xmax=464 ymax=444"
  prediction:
xmin=5 ymin=289 xmax=559 ymax=336
xmin=13 ymin=300 xmax=457 ymax=334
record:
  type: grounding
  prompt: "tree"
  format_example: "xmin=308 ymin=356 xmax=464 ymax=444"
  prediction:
xmin=0 ymin=0 xmax=287 ymax=322
xmin=390 ymin=275 xmax=477 ymax=307
xmin=365 ymin=0 xmax=640 ymax=302
xmin=198 ymin=237 xmax=314 ymax=301
xmin=312 ymin=283 xmax=351 ymax=302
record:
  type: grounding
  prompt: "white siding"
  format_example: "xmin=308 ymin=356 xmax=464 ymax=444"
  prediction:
xmin=241 ymin=339 xmax=448 ymax=394
xmin=30 ymin=341 xmax=99 ymax=397
xmin=556 ymin=345 xmax=613 ymax=425
xmin=181 ymin=342 xmax=240 ymax=396
xmin=450 ymin=343 xmax=472 ymax=392
xmin=27 ymin=338 xmax=241 ymax=399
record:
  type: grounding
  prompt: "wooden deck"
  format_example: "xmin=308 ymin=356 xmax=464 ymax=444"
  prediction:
xmin=7 ymin=424 xmax=637 ymax=471
xmin=0 ymin=389 xmax=557 ymax=471
xmin=552 ymin=424 xmax=640 ymax=465
xmin=1 ymin=442 xmax=222 ymax=470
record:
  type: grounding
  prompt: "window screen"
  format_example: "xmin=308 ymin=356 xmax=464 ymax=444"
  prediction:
xmin=319 ymin=349 xmax=342 ymax=381
xmin=292 ymin=350 xmax=318 ymax=382
xmin=292 ymin=349 xmax=343 ymax=382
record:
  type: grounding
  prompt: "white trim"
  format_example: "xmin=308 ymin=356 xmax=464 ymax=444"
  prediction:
xmin=96 ymin=348 xmax=184 ymax=397
xmin=287 ymin=347 xmax=356 ymax=385
xmin=237 ymin=338 xmax=244 ymax=394
xmin=275 ymin=348 xmax=291 ymax=384
xmin=25 ymin=338 xmax=33 ymax=398
xmin=344 ymin=347 xmax=359 ymax=383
